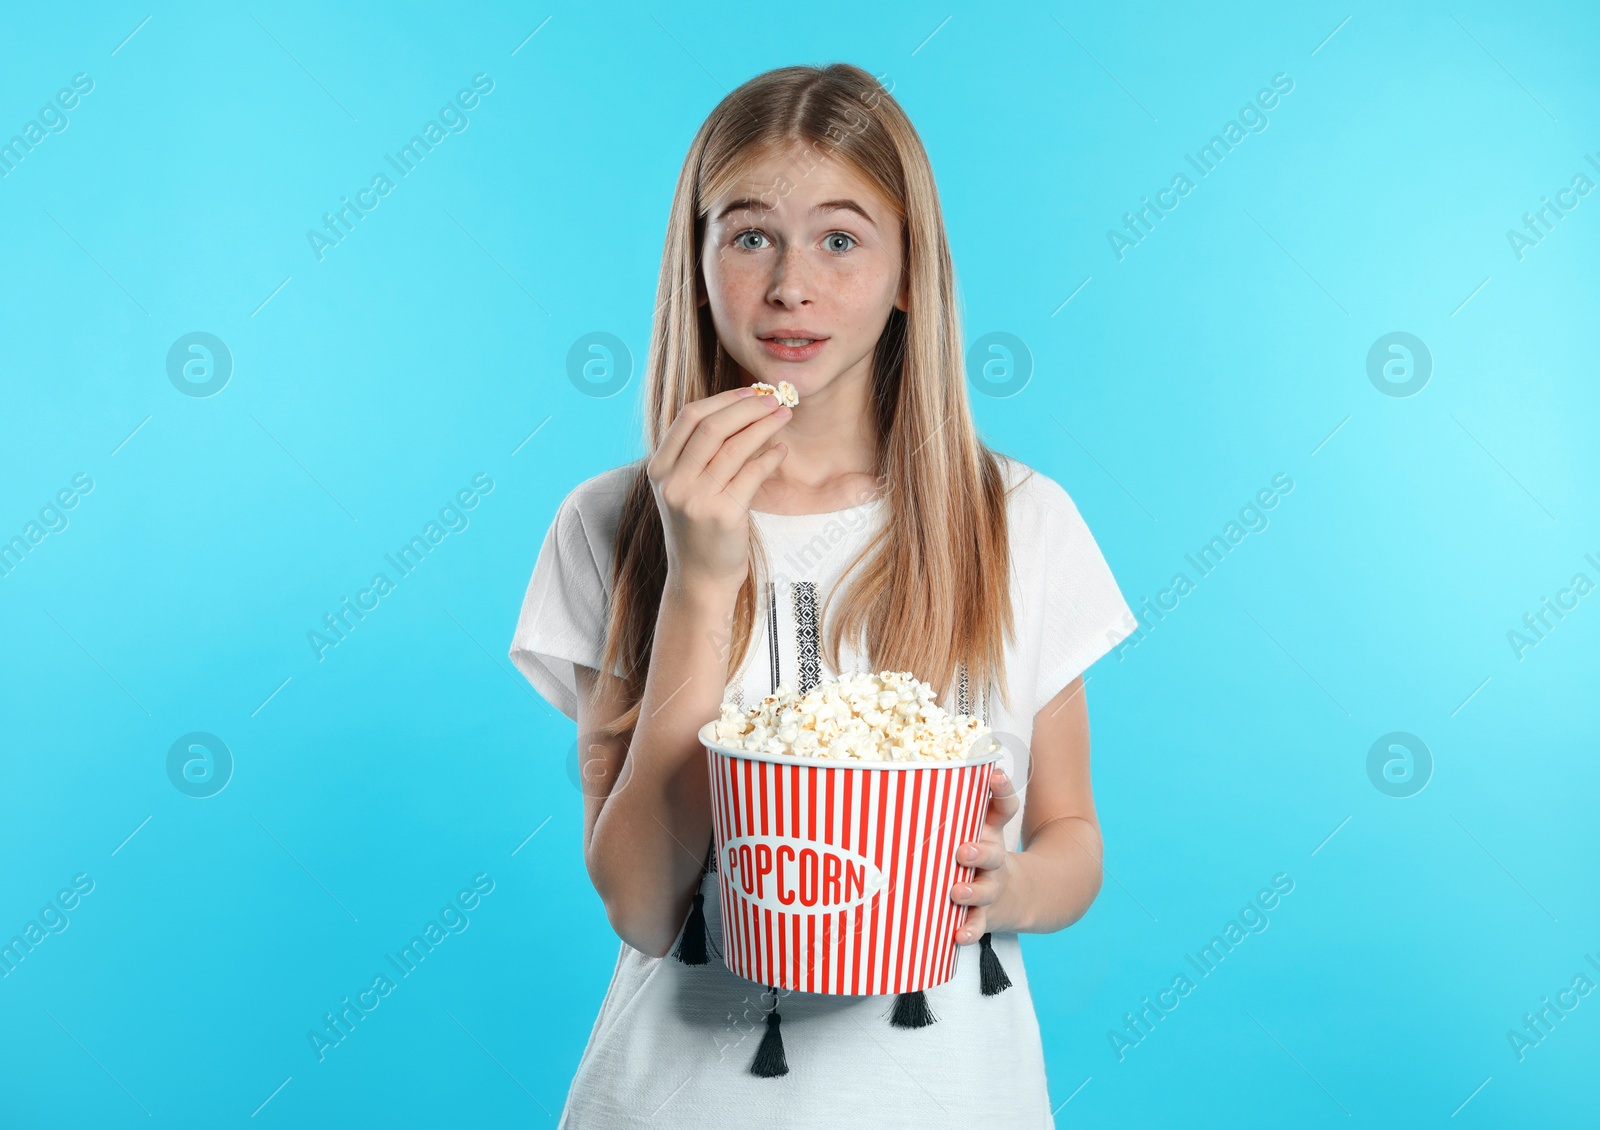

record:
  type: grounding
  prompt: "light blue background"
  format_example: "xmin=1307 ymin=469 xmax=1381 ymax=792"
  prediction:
xmin=2 ymin=2 xmax=1596 ymax=1126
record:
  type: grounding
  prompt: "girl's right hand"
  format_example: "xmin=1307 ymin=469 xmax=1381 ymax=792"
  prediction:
xmin=646 ymin=386 xmax=792 ymax=595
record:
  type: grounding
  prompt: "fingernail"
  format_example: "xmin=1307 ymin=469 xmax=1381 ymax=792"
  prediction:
xmin=737 ymin=387 xmax=757 ymax=397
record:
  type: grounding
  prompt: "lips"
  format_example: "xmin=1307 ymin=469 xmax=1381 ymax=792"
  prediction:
xmin=758 ymin=330 xmax=828 ymax=362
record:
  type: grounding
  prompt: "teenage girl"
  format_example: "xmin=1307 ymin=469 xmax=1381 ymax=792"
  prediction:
xmin=510 ymin=62 xmax=1134 ymax=1129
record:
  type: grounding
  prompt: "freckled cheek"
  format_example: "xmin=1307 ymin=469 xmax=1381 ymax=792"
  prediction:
xmin=705 ymin=267 xmax=770 ymax=328
xmin=823 ymin=267 xmax=896 ymax=337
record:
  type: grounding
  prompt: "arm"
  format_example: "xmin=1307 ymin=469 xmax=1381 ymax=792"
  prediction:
xmin=952 ymin=675 xmax=1104 ymax=939
xmin=574 ymin=578 xmax=740 ymax=959
xmin=574 ymin=386 xmax=792 ymax=958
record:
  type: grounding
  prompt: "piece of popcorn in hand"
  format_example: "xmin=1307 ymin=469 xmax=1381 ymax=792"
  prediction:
xmin=748 ymin=380 xmax=799 ymax=408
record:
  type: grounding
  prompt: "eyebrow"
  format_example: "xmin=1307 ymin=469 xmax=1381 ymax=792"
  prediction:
xmin=712 ymin=198 xmax=878 ymax=226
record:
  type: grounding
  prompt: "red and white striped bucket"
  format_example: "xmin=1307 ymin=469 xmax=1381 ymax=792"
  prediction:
xmin=698 ymin=721 xmax=1001 ymax=996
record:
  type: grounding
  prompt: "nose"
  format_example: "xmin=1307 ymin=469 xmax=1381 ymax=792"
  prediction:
xmin=765 ymin=242 xmax=813 ymax=308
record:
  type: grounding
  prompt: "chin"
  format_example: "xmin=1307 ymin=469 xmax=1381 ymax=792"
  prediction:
xmin=735 ymin=356 xmax=847 ymax=399
xmin=742 ymin=367 xmax=812 ymax=394
xmin=777 ymin=374 xmax=829 ymax=400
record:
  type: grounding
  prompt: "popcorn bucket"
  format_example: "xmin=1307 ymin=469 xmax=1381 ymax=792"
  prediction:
xmin=697 ymin=721 xmax=1002 ymax=996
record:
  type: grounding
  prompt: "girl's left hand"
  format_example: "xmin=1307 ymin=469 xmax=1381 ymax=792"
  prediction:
xmin=950 ymin=766 xmax=1021 ymax=944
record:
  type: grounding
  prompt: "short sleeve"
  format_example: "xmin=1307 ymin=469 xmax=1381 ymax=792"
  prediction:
xmin=508 ymin=489 xmax=613 ymax=722
xmin=1015 ymin=467 xmax=1137 ymax=713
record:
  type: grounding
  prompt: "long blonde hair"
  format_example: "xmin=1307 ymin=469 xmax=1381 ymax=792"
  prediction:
xmin=595 ymin=62 xmax=1016 ymax=736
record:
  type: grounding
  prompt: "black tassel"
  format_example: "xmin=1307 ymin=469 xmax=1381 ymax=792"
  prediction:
xmin=671 ymin=889 xmax=708 ymax=965
xmin=978 ymin=932 xmax=1012 ymax=996
xmin=888 ymin=989 xmax=937 ymax=1028
xmin=750 ymin=993 xmax=789 ymax=1077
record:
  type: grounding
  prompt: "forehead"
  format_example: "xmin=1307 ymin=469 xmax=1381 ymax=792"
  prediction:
xmin=706 ymin=143 xmax=896 ymax=225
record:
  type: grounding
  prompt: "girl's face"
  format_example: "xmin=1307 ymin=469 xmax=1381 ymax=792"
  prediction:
xmin=698 ymin=144 xmax=908 ymax=403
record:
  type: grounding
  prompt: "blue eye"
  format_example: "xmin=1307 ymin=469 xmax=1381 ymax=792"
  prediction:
xmin=734 ymin=229 xmax=769 ymax=250
xmin=825 ymin=232 xmax=856 ymax=253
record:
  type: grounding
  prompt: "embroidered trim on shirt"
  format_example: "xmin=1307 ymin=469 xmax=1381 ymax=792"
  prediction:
xmin=766 ymin=581 xmax=780 ymax=694
xmin=792 ymin=582 xmax=821 ymax=694
xmin=956 ymin=661 xmax=991 ymax=723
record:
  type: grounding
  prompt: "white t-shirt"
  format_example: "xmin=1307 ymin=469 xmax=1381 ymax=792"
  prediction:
xmin=509 ymin=452 xmax=1134 ymax=1129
